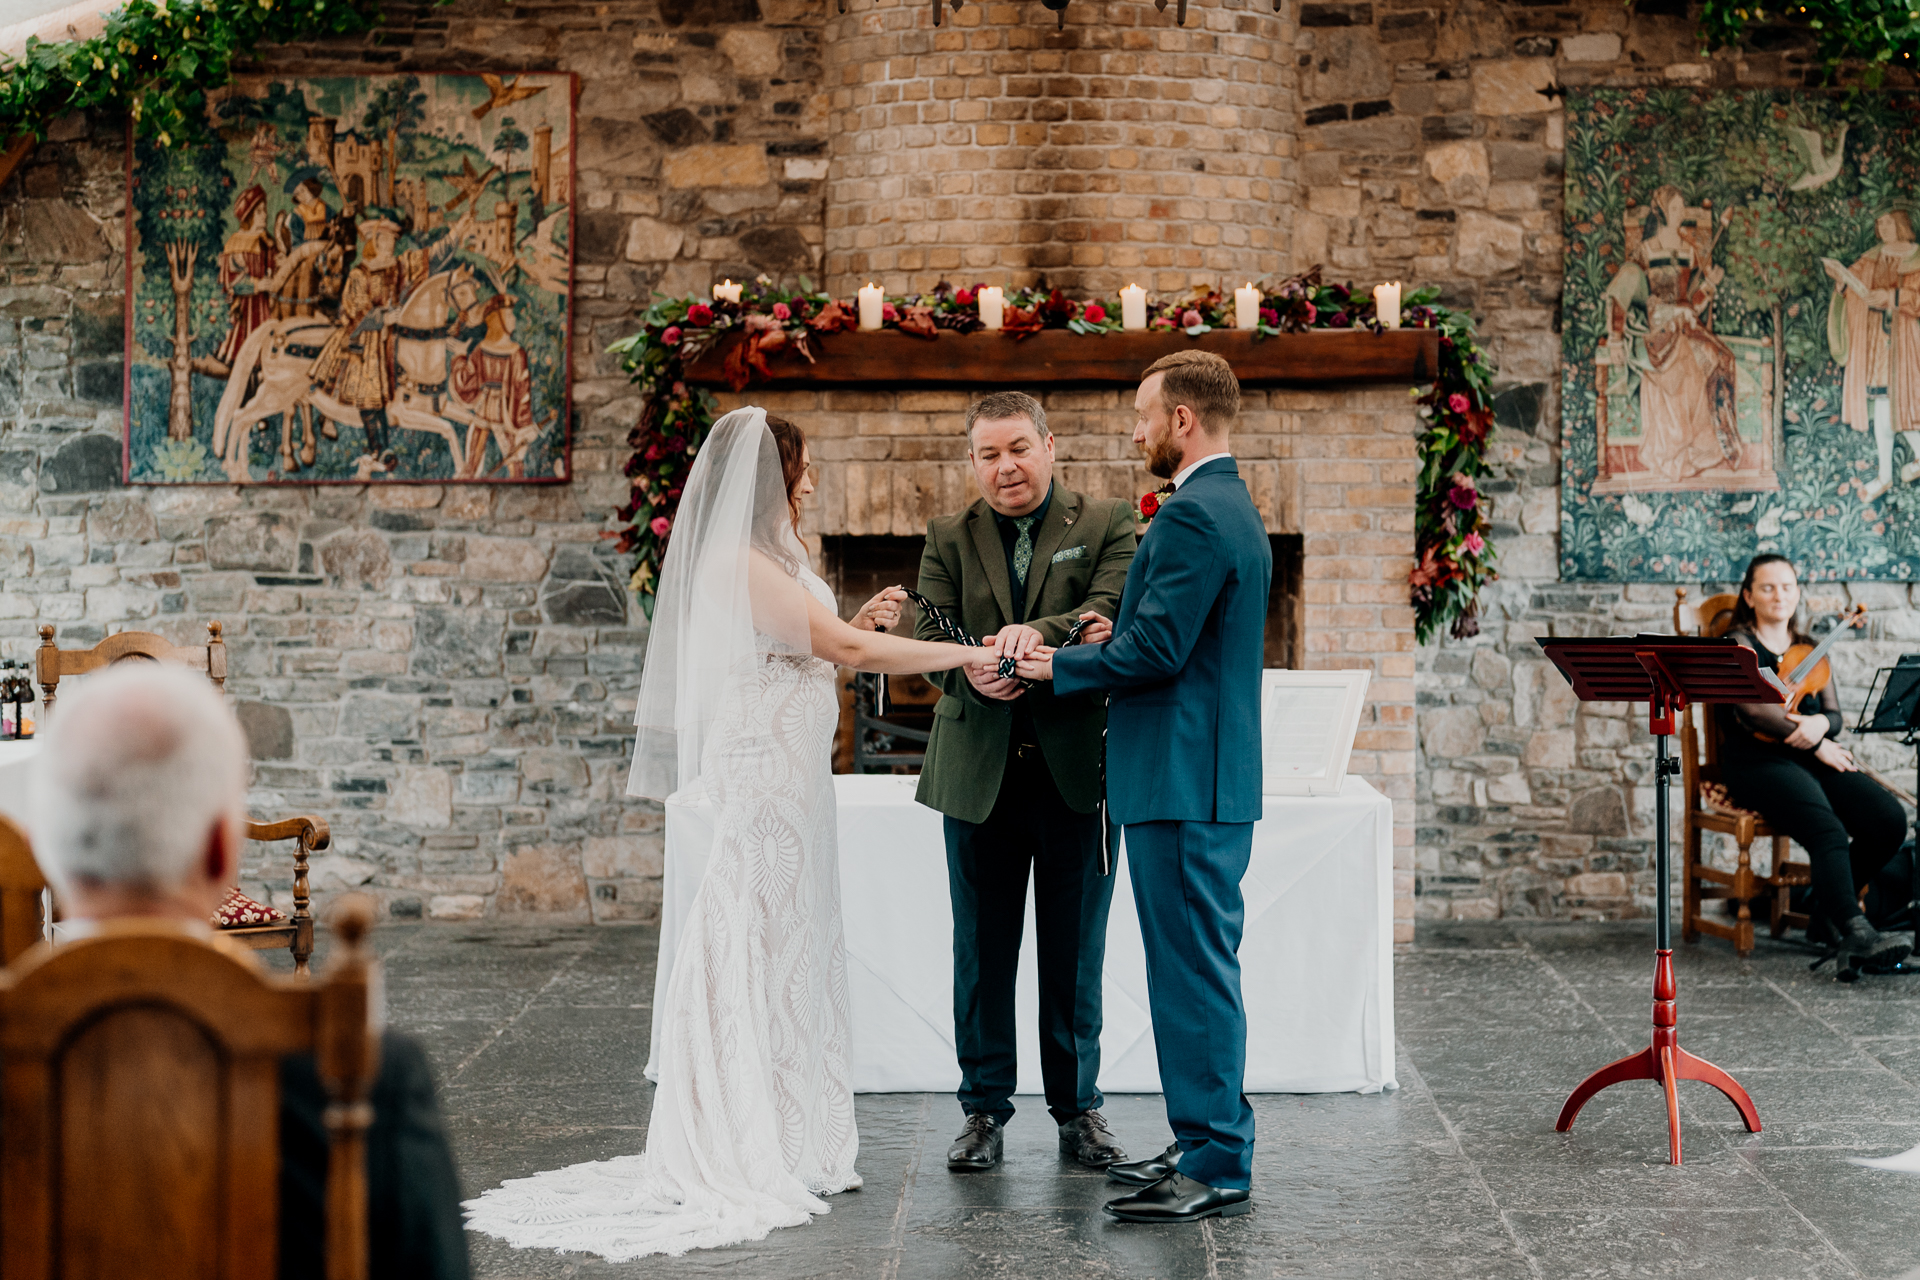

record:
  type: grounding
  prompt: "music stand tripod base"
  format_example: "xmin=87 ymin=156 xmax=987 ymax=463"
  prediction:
xmin=1538 ymin=636 xmax=1773 ymax=1164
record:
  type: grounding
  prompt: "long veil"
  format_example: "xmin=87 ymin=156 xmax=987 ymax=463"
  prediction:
xmin=627 ymin=406 xmax=811 ymax=800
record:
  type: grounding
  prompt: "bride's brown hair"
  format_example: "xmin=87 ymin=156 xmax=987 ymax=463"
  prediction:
xmin=766 ymin=414 xmax=807 ymax=533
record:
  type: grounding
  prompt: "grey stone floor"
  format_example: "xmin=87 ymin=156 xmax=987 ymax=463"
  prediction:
xmin=320 ymin=919 xmax=1920 ymax=1279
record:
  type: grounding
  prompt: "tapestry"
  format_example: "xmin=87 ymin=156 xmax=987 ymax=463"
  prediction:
xmin=1562 ymin=88 xmax=1920 ymax=581
xmin=125 ymin=72 xmax=574 ymax=484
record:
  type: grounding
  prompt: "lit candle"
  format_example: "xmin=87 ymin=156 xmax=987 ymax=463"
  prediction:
xmin=712 ymin=279 xmax=743 ymax=304
xmin=1373 ymin=281 xmax=1402 ymax=330
xmin=1234 ymin=282 xmax=1260 ymax=330
xmin=1120 ymin=283 xmax=1147 ymax=330
xmin=978 ymin=285 xmax=1005 ymax=331
xmin=858 ymin=282 xmax=885 ymax=331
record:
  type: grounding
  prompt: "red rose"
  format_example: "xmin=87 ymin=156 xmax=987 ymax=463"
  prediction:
xmin=773 ymin=302 xmax=792 ymax=320
xmin=650 ymin=516 xmax=671 ymax=537
xmin=1302 ymin=302 xmax=1317 ymax=324
xmin=1259 ymin=307 xmax=1278 ymax=326
xmin=1085 ymin=303 xmax=1107 ymax=323
xmin=1140 ymin=492 xmax=1160 ymax=518
xmin=1447 ymin=483 xmax=1477 ymax=511
xmin=882 ymin=302 xmax=899 ymax=322
xmin=661 ymin=325 xmax=683 ymax=346
xmin=687 ymin=303 xmax=714 ymax=327
xmin=956 ymin=286 xmax=976 ymax=306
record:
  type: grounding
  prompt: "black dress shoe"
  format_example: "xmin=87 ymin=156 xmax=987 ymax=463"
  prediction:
xmin=946 ymin=1114 xmax=1003 ymax=1171
xmin=1107 ymin=1142 xmax=1181 ymax=1186
xmin=1103 ymin=1172 xmax=1252 ymax=1224
xmin=1838 ymin=915 xmax=1911 ymax=974
xmin=1058 ymin=1110 xmax=1128 ymax=1168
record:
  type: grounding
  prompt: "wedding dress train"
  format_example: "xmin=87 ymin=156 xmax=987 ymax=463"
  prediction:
xmin=463 ymin=569 xmax=859 ymax=1261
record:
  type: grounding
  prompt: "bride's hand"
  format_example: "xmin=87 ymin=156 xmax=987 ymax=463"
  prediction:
xmin=1013 ymin=646 xmax=1058 ymax=682
xmin=852 ymin=586 xmax=906 ymax=632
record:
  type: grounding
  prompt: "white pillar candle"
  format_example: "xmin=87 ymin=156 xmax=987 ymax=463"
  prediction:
xmin=1234 ymin=282 xmax=1260 ymax=330
xmin=978 ymin=286 xmax=1005 ymax=331
xmin=712 ymin=279 xmax=743 ymax=304
xmin=858 ymin=282 xmax=885 ymax=331
xmin=1373 ymin=281 xmax=1402 ymax=329
xmin=1120 ymin=283 xmax=1147 ymax=330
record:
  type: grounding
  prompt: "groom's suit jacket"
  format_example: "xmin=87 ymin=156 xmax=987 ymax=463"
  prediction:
xmin=1052 ymin=457 xmax=1270 ymax=826
xmin=913 ymin=485 xmax=1136 ymax=825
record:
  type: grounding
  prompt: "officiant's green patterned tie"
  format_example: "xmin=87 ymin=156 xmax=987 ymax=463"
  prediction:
xmin=1012 ymin=515 xmax=1038 ymax=586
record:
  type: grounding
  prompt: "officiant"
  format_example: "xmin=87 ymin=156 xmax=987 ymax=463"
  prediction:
xmin=913 ymin=391 xmax=1138 ymax=1173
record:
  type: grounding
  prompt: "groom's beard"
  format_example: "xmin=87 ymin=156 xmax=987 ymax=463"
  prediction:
xmin=1144 ymin=430 xmax=1182 ymax=479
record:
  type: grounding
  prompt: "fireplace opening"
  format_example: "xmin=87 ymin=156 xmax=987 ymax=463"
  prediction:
xmin=822 ymin=531 xmax=1306 ymax=773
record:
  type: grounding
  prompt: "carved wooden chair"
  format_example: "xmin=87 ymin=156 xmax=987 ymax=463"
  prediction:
xmin=1674 ymin=587 xmax=1812 ymax=955
xmin=0 ymin=813 xmax=45 ymax=965
xmin=36 ymin=621 xmax=227 ymax=714
xmin=0 ymin=897 xmax=379 ymax=1280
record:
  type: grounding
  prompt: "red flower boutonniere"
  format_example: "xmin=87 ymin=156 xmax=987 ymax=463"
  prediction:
xmin=1137 ymin=483 xmax=1176 ymax=525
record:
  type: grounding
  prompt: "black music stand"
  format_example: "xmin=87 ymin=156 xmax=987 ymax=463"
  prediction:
xmin=1857 ymin=655 xmax=1920 ymax=812
xmin=1537 ymin=635 xmax=1787 ymax=1165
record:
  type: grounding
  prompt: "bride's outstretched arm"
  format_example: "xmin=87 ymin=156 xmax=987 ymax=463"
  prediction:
xmin=805 ymin=591 xmax=985 ymax=675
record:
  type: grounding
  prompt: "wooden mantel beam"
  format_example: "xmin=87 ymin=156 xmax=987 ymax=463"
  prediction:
xmin=684 ymin=327 xmax=1443 ymax=390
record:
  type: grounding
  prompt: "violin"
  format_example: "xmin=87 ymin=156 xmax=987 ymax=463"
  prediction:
xmin=1753 ymin=603 xmax=1867 ymax=741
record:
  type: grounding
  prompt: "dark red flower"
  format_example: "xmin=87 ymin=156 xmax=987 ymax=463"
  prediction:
xmin=1140 ymin=492 xmax=1160 ymax=518
xmin=1447 ymin=483 xmax=1477 ymax=511
xmin=1085 ymin=303 xmax=1106 ymax=323
xmin=687 ymin=303 xmax=714 ymax=327
xmin=956 ymin=286 xmax=977 ymax=306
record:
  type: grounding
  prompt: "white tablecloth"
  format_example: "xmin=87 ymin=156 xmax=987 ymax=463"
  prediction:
xmin=654 ymin=773 xmax=1396 ymax=1095
xmin=0 ymin=737 xmax=40 ymax=826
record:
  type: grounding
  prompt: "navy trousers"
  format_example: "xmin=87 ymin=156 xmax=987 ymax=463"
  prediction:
xmin=1124 ymin=818 xmax=1256 ymax=1190
xmin=945 ymin=743 xmax=1116 ymax=1125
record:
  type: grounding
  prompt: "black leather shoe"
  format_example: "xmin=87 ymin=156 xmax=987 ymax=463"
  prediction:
xmin=1103 ymin=1172 xmax=1252 ymax=1223
xmin=1107 ymin=1142 xmax=1180 ymax=1186
xmin=1058 ymin=1110 xmax=1127 ymax=1168
xmin=946 ymin=1114 xmax=1003 ymax=1171
xmin=1839 ymin=915 xmax=1911 ymax=974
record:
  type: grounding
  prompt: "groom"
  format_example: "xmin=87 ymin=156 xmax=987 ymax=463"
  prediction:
xmin=913 ymin=390 xmax=1139 ymax=1174
xmin=1018 ymin=350 xmax=1270 ymax=1223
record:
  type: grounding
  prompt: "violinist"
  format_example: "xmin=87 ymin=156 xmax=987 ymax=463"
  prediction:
xmin=1716 ymin=554 xmax=1910 ymax=972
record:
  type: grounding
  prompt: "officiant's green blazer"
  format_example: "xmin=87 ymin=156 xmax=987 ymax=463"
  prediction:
xmin=913 ymin=487 xmax=1137 ymax=824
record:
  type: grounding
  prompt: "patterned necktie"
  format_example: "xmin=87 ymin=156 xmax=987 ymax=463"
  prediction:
xmin=1012 ymin=515 xmax=1039 ymax=586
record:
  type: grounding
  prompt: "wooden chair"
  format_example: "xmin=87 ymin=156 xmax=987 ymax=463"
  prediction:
xmin=35 ymin=621 xmax=227 ymax=714
xmin=0 ymin=896 xmax=379 ymax=1280
xmin=0 ymin=814 xmax=45 ymax=965
xmin=231 ymin=816 xmax=325 ymax=975
xmin=1674 ymin=587 xmax=1813 ymax=955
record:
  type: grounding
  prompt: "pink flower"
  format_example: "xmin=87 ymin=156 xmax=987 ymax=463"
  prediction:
xmin=772 ymin=302 xmax=792 ymax=320
xmin=1302 ymin=302 xmax=1316 ymax=324
xmin=1447 ymin=483 xmax=1477 ymax=511
xmin=1463 ymin=532 xmax=1485 ymax=555
xmin=650 ymin=516 xmax=672 ymax=537
xmin=882 ymin=302 xmax=899 ymax=322
xmin=1085 ymin=303 xmax=1107 ymax=323
xmin=1182 ymin=308 xmax=1203 ymax=328
xmin=661 ymin=325 xmax=683 ymax=346
xmin=1259 ymin=307 xmax=1279 ymax=326
xmin=1448 ymin=392 xmax=1470 ymax=414
xmin=687 ymin=303 xmax=714 ymax=327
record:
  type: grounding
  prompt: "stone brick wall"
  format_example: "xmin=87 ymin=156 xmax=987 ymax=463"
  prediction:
xmin=0 ymin=0 xmax=838 ymax=925
xmin=821 ymin=0 xmax=1293 ymax=296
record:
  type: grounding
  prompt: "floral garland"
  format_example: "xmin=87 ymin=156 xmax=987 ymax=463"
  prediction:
xmin=610 ymin=270 xmax=1497 ymax=642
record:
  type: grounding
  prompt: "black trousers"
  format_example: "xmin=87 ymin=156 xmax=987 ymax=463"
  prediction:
xmin=1724 ymin=749 xmax=1908 ymax=928
xmin=944 ymin=740 xmax=1115 ymax=1125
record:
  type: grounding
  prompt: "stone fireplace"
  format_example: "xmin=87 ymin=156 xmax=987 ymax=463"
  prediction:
xmin=703 ymin=380 xmax=1421 ymax=944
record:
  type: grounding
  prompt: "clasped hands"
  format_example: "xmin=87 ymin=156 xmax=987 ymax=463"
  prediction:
xmin=1782 ymin=711 xmax=1859 ymax=771
xmin=967 ymin=612 xmax=1111 ymax=701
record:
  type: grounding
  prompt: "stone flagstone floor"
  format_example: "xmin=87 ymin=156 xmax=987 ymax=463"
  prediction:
xmin=311 ymin=919 xmax=1920 ymax=1279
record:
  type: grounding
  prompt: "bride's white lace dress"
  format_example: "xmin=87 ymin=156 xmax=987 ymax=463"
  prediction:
xmin=463 ymin=567 xmax=858 ymax=1261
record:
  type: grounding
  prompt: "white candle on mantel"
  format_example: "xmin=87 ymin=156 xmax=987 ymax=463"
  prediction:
xmin=712 ymin=279 xmax=743 ymax=304
xmin=1120 ymin=283 xmax=1147 ymax=330
xmin=1234 ymin=282 xmax=1260 ymax=330
xmin=1373 ymin=281 xmax=1402 ymax=330
xmin=978 ymin=286 xmax=1005 ymax=331
xmin=858 ymin=282 xmax=885 ymax=331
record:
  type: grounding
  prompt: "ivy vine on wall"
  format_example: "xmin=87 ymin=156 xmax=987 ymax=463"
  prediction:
xmin=1696 ymin=1 xmax=1920 ymax=83
xmin=609 ymin=273 xmax=1500 ymax=644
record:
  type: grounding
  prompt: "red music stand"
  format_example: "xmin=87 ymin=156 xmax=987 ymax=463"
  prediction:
xmin=1537 ymin=635 xmax=1789 ymax=1165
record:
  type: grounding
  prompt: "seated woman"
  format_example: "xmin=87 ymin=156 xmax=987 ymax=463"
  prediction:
xmin=1717 ymin=554 xmax=1911 ymax=973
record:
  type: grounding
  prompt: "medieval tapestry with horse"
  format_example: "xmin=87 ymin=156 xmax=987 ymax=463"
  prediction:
xmin=125 ymin=72 xmax=575 ymax=484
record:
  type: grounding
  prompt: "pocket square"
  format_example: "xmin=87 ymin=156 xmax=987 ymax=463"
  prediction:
xmin=1051 ymin=546 xmax=1086 ymax=564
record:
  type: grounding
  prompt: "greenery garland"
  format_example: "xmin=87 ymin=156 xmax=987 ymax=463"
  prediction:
xmin=1696 ymin=1 xmax=1920 ymax=83
xmin=0 ymin=0 xmax=384 ymax=147
xmin=609 ymin=271 xmax=1499 ymax=643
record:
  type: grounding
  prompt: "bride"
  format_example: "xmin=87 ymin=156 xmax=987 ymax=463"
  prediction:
xmin=464 ymin=407 xmax=986 ymax=1261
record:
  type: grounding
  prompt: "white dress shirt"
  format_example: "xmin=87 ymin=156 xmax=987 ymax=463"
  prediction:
xmin=1172 ymin=451 xmax=1233 ymax=489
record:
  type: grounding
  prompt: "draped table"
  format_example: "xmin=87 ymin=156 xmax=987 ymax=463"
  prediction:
xmin=653 ymin=772 xmax=1396 ymax=1096
xmin=0 ymin=737 xmax=40 ymax=826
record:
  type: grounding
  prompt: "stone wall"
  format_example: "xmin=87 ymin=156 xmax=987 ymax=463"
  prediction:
xmin=0 ymin=0 xmax=841 ymax=925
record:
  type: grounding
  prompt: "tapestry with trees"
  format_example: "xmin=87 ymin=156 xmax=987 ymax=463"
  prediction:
xmin=1562 ymin=87 xmax=1920 ymax=581
xmin=127 ymin=72 xmax=574 ymax=484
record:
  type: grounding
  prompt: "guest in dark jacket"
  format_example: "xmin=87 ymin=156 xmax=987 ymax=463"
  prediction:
xmin=28 ymin=661 xmax=471 ymax=1280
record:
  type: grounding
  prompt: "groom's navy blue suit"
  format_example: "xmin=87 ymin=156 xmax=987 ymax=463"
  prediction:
xmin=1051 ymin=455 xmax=1270 ymax=1191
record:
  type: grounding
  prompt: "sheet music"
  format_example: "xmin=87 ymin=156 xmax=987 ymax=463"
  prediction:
xmin=1263 ymin=683 xmax=1348 ymax=782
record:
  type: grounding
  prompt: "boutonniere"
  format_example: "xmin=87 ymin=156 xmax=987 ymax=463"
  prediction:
xmin=1137 ymin=483 xmax=1176 ymax=526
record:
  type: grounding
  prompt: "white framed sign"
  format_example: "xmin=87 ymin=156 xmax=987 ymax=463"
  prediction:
xmin=1261 ymin=668 xmax=1370 ymax=796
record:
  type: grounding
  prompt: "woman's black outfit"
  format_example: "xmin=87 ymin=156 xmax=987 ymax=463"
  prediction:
xmin=1716 ymin=629 xmax=1908 ymax=941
